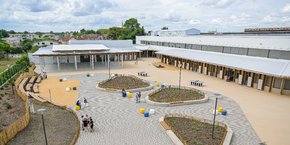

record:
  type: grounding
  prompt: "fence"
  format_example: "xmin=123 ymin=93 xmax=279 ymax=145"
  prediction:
xmin=0 ymin=55 xmax=30 ymax=88
xmin=0 ymin=65 xmax=35 ymax=145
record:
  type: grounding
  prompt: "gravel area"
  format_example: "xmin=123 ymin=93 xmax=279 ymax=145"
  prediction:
xmin=8 ymin=100 xmax=78 ymax=145
xmin=99 ymin=76 xmax=150 ymax=90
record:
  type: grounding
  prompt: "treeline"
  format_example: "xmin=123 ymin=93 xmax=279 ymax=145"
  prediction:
xmin=73 ymin=18 xmax=146 ymax=43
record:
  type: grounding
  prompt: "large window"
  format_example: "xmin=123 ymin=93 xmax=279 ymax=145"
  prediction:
xmin=284 ymin=80 xmax=290 ymax=90
xmin=273 ymin=78 xmax=282 ymax=89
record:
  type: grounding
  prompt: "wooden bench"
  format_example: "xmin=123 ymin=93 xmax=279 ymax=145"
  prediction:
xmin=29 ymin=92 xmax=47 ymax=103
xmin=35 ymin=76 xmax=42 ymax=83
xmin=25 ymin=83 xmax=33 ymax=92
xmin=160 ymin=121 xmax=171 ymax=130
xmin=29 ymin=76 xmax=37 ymax=84
xmin=33 ymin=84 xmax=39 ymax=93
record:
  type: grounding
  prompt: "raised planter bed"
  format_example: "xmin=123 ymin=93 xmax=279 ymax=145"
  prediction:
xmin=97 ymin=75 xmax=154 ymax=92
xmin=159 ymin=114 xmax=233 ymax=145
xmin=146 ymin=86 xmax=208 ymax=106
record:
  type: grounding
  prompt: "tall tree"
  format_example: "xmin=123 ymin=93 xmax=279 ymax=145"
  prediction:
xmin=0 ymin=29 xmax=9 ymax=38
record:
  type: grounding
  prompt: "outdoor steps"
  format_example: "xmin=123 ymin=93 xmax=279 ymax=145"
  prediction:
xmin=25 ymin=83 xmax=33 ymax=92
xmin=28 ymin=76 xmax=36 ymax=84
xmin=29 ymin=92 xmax=47 ymax=103
xmin=32 ymin=84 xmax=39 ymax=93
xmin=35 ymin=76 xmax=42 ymax=83
xmin=19 ymin=78 xmax=29 ymax=93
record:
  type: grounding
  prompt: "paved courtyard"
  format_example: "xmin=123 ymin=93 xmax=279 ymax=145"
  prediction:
xmin=63 ymin=73 xmax=261 ymax=145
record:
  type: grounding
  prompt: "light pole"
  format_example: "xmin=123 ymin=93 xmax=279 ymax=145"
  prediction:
xmin=37 ymin=108 xmax=48 ymax=145
xmin=108 ymin=55 xmax=111 ymax=79
xmin=212 ymin=93 xmax=220 ymax=139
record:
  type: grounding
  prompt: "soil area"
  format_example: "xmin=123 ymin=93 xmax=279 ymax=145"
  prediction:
xmin=99 ymin=76 xmax=150 ymax=90
xmin=149 ymin=88 xmax=204 ymax=103
xmin=8 ymin=99 xmax=79 ymax=145
xmin=165 ymin=117 xmax=226 ymax=145
xmin=0 ymin=85 xmax=25 ymax=131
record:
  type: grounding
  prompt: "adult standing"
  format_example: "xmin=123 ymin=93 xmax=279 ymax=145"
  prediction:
xmin=84 ymin=98 xmax=88 ymax=108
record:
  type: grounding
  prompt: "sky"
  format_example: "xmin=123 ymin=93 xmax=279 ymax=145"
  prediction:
xmin=0 ymin=0 xmax=290 ymax=32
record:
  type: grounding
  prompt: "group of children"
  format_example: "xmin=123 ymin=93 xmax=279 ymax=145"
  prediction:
xmin=81 ymin=115 xmax=94 ymax=132
xmin=121 ymin=88 xmax=142 ymax=103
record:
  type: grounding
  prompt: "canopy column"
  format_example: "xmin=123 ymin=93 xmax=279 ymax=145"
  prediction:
xmin=107 ymin=54 xmax=110 ymax=68
xmin=56 ymin=56 xmax=60 ymax=70
xmin=121 ymin=54 xmax=124 ymax=68
xmin=74 ymin=55 xmax=77 ymax=70
xmin=91 ymin=55 xmax=94 ymax=70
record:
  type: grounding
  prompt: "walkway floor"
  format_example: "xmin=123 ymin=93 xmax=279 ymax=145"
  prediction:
xmin=44 ymin=58 xmax=290 ymax=145
xmin=62 ymin=73 xmax=260 ymax=145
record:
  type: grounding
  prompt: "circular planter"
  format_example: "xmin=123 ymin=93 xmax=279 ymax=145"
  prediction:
xmin=146 ymin=86 xmax=208 ymax=106
xmin=96 ymin=75 xmax=154 ymax=93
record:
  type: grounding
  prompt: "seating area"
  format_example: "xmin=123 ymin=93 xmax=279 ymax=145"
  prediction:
xmin=19 ymin=75 xmax=47 ymax=102
xmin=138 ymin=71 xmax=148 ymax=77
xmin=190 ymin=80 xmax=204 ymax=87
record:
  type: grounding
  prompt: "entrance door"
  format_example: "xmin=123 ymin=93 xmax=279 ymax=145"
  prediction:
xmin=80 ymin=55 xmax=90 ymax=62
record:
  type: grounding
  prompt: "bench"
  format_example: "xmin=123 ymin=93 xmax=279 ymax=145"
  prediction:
xmin=35 ymin=76 xmax=42 ymax=83
xmin=190 ymin=80 xmax=204 ymax=87
xmin=28 ymin=76 xmax=37 ymax=84
xmin=160 ymin=121 xmax=171 ymax=130
xmin=25 ymin=83 xmax=33 ymax=92
xmin=33 ymin=84 xmax=39 ymax=93
xmin=138 ymin=72 xmax=148 ymax=77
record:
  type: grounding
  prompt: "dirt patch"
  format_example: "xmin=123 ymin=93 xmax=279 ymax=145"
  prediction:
xmin=0 ymin=85 xmax=25 ymax=131
xmin=99 ymin=76 xmax=150 ymax=90
xmin=8 ymin=100 xmax=79 ymax=145
xmin=149 ymin=88 xmax=204 ymax=103
xmin=165 ymin=117 xmax=226 ymax=145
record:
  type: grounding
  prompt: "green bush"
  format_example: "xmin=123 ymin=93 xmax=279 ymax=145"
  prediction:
xmin=3 ymin=102 xmax=12 ymax=110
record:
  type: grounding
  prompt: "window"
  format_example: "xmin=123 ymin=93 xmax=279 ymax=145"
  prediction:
xmin=265 ymin=76 xmax=272 ymax=86
xmin=273 ymin=78 xmax=281 ymax=89
xmin=284 ymin=80 xmax=290 ymax=90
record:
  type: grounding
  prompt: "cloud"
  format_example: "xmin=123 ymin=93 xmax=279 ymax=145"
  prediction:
xmin=21 ymin=0 xmax=53 ymax=12
xmin=201 ymin=0 xmax=236 ymax=8
xmin=281 ymin=3 xmax=290 ymax=13
xmin=189 ymin=19 xmax=201 ymax=25
xmin=71 ymin=0 xmax=113 ymax=16
xmin=262 ymin=15 xmax=278 ymax=23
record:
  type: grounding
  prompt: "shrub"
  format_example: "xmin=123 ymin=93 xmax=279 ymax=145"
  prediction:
xmin=4 ymin=102 xmax=12 ymax=109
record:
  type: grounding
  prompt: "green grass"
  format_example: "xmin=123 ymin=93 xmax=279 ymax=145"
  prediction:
xmin=0 ymin=58 xmax=19 ymax=73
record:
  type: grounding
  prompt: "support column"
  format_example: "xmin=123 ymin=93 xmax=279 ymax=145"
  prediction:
xmin=104 ymin=54 xmax=107 ymax=64
xmin=107 ymin=54 xmax=110 ymax=68
xmin=280 ymin=78 xmax=285 ymax=95
xmin=56 ymin=56 xmax=60 ymax=70
xmin=250 ymin=72 xmax=255 ymax=87
xmin=101 ymin=55 xmax=104 ymax=64
xmin=269 ymin=76 xmax=274 ymax=92
xmin=74 ymin=55 xmax=77 ymax=70
xmin=121 ymin=54 xmax=124 ymax=68
xmin=147 ymin=50 xmax=149 ymax=58
xmin=92 ymin=55 xmax=94 ymax=70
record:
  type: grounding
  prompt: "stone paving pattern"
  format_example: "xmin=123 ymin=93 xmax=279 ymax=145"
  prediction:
xmin=65 ymin=73 xmax=261 ymax=145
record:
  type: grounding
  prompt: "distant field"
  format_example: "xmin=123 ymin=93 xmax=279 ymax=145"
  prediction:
xmin=0 ymin=58 xmax=19 ymax=73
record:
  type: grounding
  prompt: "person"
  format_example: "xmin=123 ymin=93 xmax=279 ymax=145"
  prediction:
xmin=76 ymin=100 xmax=81 ymax=109
xmin=84 ymin=98 xmax=88 ymax=108
xmin=89 ymin=117 xmax=94 ymax=132
xmin=83 ymin=115 xmax=89 ymax=131
xmin=122 ymin=88 xmax=126 ymax=97
xmin=138 ymin=92 xmax=141 ymax=103
xmin=81 ymin=116 xmax=85 ymax=131
xmin=135 ymin=93 xmax=139 ymax=103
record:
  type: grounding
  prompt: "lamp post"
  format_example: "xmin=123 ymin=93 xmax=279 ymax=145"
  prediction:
xmin=108 ymin=55 xmax=111 ymax=79
xmin=212 ymin=93 xmax=221 ymax=139
xmin=37 ymin=108 xmax=48 ymax=145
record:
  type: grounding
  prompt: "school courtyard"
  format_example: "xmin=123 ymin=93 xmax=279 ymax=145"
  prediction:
xmin=37 ymin=58 xmax=290 ymax=145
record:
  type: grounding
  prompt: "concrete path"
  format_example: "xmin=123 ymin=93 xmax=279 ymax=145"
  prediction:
xmin=64 ymin=73 xmax=261 ymax=145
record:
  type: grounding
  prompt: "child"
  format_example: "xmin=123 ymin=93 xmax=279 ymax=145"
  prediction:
xmin=89 ymin=117 xmax=94 ymax=132
xmin=84 ymin=98 xmax=88 ymax=108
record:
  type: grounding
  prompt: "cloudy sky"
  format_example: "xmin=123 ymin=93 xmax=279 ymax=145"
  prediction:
xmin=0 ymin=0 xmax=290 ymax=32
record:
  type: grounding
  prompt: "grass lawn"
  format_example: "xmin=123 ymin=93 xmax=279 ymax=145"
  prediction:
xmin=99 ymin=76 xmax=150 ymax=90
xmin=149 ymin=87 xmax=205 ymax=103
xmin=0 ymin=58 xmax=19 ymax=73
xmin=165 ymin=117 xmax=226 ymax=145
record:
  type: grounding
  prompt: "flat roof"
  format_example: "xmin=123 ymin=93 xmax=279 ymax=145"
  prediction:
xmin=33 ymin=46 xmax=140 ymax=56
xmin=137 ymin=35 xmax=290 ymax=51
xmin=52 ymin=44 xmax=109 ymax=52
xmin=155 ymin=47 xmax=290 ymax=78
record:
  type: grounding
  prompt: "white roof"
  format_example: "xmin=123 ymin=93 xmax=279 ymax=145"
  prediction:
xmin=33 ymin=46 xmax=140 ymax=56
xmin=134 ymin=45 xmax=174 ymax=51
xmin=155 ymin=47 xmax=290 ymax=78
xmin=52 ymin=44 xmax=109 ymax=52
xmin=137 ymin=35 xmax=290 ymax=51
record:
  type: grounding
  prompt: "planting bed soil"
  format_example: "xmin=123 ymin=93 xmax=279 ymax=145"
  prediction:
xmin=99 ymin=76 xmax=150 ymax=90
xmin=0 ymin=85 xmax=25 ymax=132
xmin=149 ymin=88 xmax=204 ymax=103
xmin=164 ymin=117 xmax=226 ymax=145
